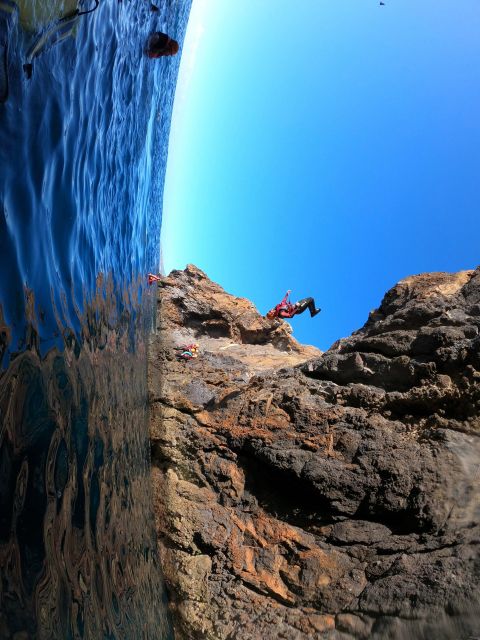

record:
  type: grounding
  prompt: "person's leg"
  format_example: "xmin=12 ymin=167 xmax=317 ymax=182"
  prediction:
xmin=294 ymin=298 xmax=311 ymax=315
xmin=296 ymin=297 xmax=321 ymax=317
xmin=306 ymin=298 xmax=318 ymax=316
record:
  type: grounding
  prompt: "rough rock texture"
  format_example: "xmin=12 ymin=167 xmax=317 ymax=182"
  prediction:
xmin=148 ymin=264 xmax=480 ymax=640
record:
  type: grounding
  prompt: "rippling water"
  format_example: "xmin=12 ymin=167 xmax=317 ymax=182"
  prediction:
xmin=0 ymin=0 xmax=191 ymax=637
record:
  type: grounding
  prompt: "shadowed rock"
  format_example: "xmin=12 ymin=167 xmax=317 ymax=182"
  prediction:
xmin=149 ymin=264 xmax=480 ymax=639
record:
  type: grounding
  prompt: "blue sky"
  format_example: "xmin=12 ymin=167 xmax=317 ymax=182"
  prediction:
xmin=161 ymin=0 xmax=480 ymax=350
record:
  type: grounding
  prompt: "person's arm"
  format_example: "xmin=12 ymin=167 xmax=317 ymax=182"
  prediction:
xmin=280 ymin=289 xmax=291 ymax=306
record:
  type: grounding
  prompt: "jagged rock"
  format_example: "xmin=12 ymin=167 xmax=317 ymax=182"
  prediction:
xmin=148 ymin=264 xmax=480 ymax=639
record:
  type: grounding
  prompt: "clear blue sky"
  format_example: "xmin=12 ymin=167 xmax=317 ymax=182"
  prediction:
xmin=161 ymin=0 xmax=480 ymax=350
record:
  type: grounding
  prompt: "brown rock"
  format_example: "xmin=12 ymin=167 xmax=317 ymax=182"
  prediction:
xmin=149 ymin=265 xmax=480 ymax=639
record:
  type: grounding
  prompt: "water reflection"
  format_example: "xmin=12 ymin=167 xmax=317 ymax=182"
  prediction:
xmin=0 ymin=0 xmax=190 ymax=636
xmin=0 ymin=283 xmax=172 ymax=639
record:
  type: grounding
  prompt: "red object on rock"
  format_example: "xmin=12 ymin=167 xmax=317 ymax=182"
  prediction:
xmin=148 ymin=273 xmax=161 ymax=285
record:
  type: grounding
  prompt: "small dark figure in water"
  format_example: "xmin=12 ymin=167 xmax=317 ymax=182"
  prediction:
xmin=145 ymin=32 xmax=179 ymax=58
xmin=150 ymin=3 xmax=159 ymax=11
xmin=266 ymin=290 xmax=321 ymax=320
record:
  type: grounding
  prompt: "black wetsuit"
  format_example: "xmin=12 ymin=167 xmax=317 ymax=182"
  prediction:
xmin=295 ymin=297 xmax=320 ymax=317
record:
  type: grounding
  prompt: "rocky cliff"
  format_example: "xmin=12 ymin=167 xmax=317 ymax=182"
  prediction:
xmin=148 ymin=264 xmax=480 ymax=640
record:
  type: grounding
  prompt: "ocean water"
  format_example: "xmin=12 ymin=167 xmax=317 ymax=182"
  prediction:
xmin=0 ymin=0 xmax=191 ymax=637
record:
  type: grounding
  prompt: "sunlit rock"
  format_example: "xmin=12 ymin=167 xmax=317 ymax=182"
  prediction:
xmin=149 ymin=264 xmax=480 ymax=639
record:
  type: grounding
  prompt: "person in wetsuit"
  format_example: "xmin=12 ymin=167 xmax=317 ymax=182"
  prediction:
xmin=145 ymin=32 xmax=179 ymax=58
xmin=266 ymin=290 xmax=321 ymax=320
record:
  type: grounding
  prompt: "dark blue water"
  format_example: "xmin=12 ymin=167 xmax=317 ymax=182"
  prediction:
xmin=0 ymin=1 xmax=191 ymax=637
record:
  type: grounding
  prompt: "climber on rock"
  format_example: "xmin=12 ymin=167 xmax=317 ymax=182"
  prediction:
xmin=266 ymin=290 xmax=321 ymax=320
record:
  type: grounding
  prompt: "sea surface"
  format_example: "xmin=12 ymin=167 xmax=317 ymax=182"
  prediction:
xmin=0 ymin=0 xmax=191 ymax=637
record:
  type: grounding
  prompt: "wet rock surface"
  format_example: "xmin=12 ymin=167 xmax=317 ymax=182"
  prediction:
xmin=148 ymin=264 xmax=480 ymax=639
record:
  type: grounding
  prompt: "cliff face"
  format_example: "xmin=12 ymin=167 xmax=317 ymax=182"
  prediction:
xmin=148 ymin=264 xmax=480 ymax=640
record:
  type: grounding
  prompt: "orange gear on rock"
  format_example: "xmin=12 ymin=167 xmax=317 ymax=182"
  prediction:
xmin=148 ymin=273 xmax=161 ymax=285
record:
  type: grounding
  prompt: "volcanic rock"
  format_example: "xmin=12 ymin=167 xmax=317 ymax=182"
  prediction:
xmin=148 ymin=264 xmax=480 ymax=639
